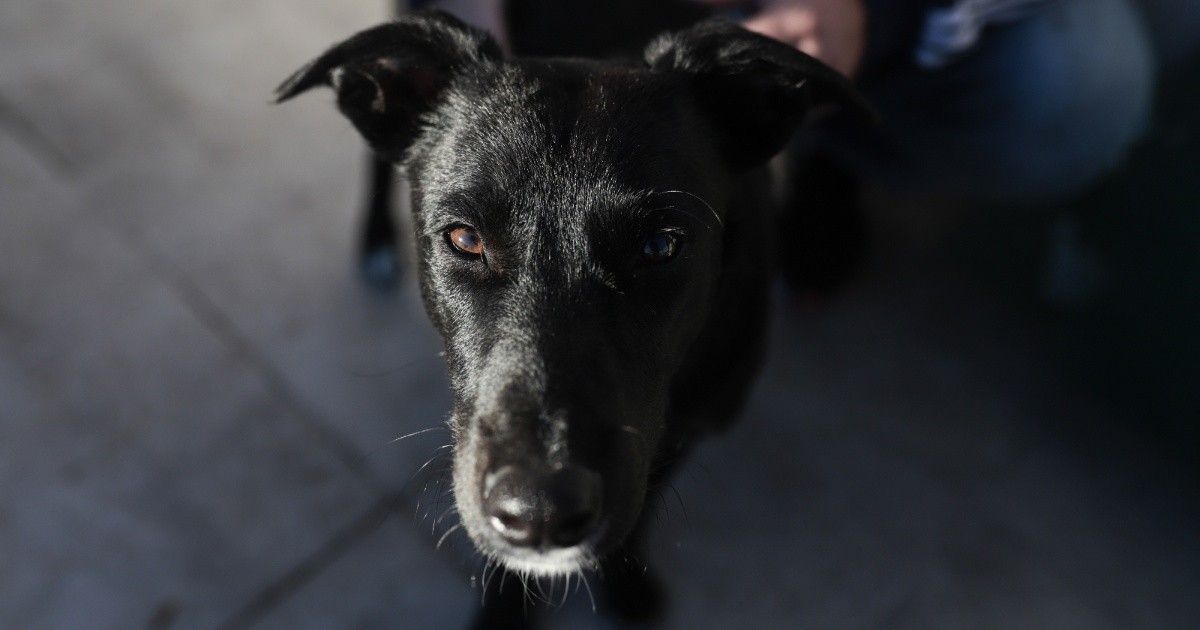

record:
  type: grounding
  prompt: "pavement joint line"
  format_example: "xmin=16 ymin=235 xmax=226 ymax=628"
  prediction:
xmin=216 ymin=491 xmax=408 ymax=630
xmin=2 ymin=86 xmax=483 ymax=614
xmin=76 ymin=182 xmax=488 ymax=618
xmin=0 ymin=85 xmax=377 ymax=485
xmin=0 ymin=82 xmax=383 ymax=490
xmin=0 ymin=92 xmax=79 ymax=175
xmin=108 ymin=224 xmax=467 ymax=623
xmin=39 ymin=173 xmax=388 ymax=490
xmin=217 ymin=483 xmax=479 ymax=629
xmin=129 ymin=231 xmax=387 ymax=489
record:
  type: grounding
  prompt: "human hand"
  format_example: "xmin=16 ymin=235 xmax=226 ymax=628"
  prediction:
xmin=434 ymin=0 xmax=509 ymax=49
xmin=694 ymin=0 xmax=867 ymax=78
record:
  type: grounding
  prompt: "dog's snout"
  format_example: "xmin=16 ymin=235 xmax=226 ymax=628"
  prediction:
xmin=483 ymin=464 xmax=602 ymax=549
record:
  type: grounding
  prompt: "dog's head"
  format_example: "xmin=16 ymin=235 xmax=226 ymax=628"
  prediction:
xmin=277 ymin=10 xmax=867 ymax=576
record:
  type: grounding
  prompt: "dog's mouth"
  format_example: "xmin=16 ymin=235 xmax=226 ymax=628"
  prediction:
xmin=480 ymin=524 xmax=608 ymax=577
xmin=456 ymin=505 xmax=612 ymax=577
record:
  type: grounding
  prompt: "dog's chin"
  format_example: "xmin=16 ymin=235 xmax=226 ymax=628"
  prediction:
xmin=490 ymin=544 xmax=600 ymax=577
xmin=463 ymin=518 xmax=611 ymax=577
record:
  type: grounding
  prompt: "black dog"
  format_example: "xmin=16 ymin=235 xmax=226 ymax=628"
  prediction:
xmin=276 ymin=9 xmax=867 ymax=625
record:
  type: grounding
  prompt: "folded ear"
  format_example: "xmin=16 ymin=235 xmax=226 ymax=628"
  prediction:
xmin=644 ymin=20 xmax=877 ymax=169
xmin=274 ymin=10 xmax=501 ymax=160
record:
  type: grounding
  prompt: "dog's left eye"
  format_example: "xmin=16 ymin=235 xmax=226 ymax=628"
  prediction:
xmin=446 ymin=226 xmax=485 ymax=257
xmin=640 ymin=231 xmax=681 ymax=264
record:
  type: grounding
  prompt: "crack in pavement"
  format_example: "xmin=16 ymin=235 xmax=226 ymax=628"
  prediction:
xmin=216 ymin=492 xmax=406 ymax=630
xmin=1 ymin=85 xmax=464 ymax=625
xmin=0 ymin=92 xmax=78 ymax=176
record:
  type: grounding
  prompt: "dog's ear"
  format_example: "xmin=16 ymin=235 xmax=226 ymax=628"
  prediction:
xmin=274 ymin=10 xmax=501 ymax=160
xmin=644 ymin=20 xmax=877 ymax=168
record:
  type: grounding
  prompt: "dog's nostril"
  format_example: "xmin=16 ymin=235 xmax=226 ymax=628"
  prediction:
xmin=482 ymin=464 xmax=602 ymax=549
xmin=489 ymin=508 xmax=535 ymax=543
xmin=483 ymin=467 xmax=540 ymax=547
xmin=548 ymin=507 xmax=600 ymax=547
xmin=492 ymin=511 xmax=521 ymax=530
xmin=545 ymin=466 xmax=602 ymax=547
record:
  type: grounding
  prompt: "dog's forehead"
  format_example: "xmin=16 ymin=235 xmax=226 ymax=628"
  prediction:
xmin=458 ymin=58 xmax=684 ymax=146
xmin=417 ymin=60 xmax=708 ymax=225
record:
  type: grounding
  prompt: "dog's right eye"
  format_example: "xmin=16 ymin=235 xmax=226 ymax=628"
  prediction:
xmin=445 ymin=226 xmax=485 ymax=258
xmin=639 ymin=230 xmax=682 ymax=264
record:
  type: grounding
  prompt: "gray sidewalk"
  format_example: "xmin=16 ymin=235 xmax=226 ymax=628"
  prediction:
xmin=1 ymin=2 xmax=1197 ymax=629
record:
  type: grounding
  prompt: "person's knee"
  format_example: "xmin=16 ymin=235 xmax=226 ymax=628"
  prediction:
xmin=978 ymin=0 xmax=1155 ymax=201
xmin=862 ymin=0 xmax=1157 ymax=202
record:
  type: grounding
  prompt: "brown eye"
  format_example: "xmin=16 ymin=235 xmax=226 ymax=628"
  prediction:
xmin=446 ymin=226 xmax=484 ymax=257
xmin=640 ymin=231 xmax=681 ymax=264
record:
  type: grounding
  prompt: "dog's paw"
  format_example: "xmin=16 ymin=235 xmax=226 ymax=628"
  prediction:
xmin=600 ymin=560 xmax=668 ymax=624
xmin=359 ymin=246 xmax=400 ymax=290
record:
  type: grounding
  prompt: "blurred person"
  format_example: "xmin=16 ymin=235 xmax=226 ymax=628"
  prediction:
xmin=410 ymin=0 xmax=1191 ymax=293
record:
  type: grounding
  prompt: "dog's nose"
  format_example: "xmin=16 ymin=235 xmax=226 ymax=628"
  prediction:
xmin=483 ymin=465 xmax=602 ymax=549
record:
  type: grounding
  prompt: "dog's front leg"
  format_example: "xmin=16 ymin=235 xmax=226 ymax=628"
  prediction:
xmin=359 ymin=154 xmax=401 ymax=289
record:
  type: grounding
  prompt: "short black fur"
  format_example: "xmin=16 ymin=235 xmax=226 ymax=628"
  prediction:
xmin=276 ymin=9 xmax=867 ymax=626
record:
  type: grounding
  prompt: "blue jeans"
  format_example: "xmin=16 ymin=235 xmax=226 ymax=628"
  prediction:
xmin=830 ymin=0 xmax=1156 ymax=203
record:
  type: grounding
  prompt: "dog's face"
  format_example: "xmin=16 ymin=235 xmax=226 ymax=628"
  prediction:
xmin=277 ymin=10 xmax=867 ymax=576
xmin=410 ymin=63 xmax=727 ymax=576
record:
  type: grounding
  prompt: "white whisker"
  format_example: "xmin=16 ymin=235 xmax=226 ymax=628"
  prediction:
xmin=387 ymin=426 xmax=446 ymax=444
xmin=656 ymin=188 xmax=724 ymax=228
xmin=435 ymin=523 xmax=462 ymax=550
xmin=520 ymin=570 xmax=532 ymax=612
xmin=480 ymin=557 xmax=495 ymax=607
xmin=432 ymin=506 xmax=458 ymax=533
xmin=537 ymin=575 xmax=551 ymax=603
xmin=579 ymin=569 xmax=596 ymax=613
xmin=411 ymin=452 xmax=445 ymax=480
